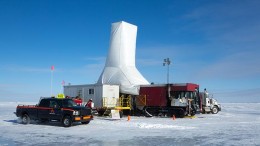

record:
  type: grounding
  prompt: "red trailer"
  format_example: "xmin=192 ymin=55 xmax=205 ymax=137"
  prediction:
xmin=140 ymin=84 xmax=168 ymax=107
xmin=138 ymin=83 xmax=200 ymax=117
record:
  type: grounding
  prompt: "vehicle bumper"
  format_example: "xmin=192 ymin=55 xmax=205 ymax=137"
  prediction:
xmin=218 ymin=104 xmax=221 ymax=111
xmin=74 ymin=115 xmax=93 ymax=122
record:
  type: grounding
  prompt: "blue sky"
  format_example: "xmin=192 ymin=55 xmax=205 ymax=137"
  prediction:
xmin=0 ymin=0 xmax=259 ymax=102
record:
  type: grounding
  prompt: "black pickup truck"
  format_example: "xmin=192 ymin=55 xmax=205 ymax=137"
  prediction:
xmin=15 ymin=97 xmax=93 ymax=127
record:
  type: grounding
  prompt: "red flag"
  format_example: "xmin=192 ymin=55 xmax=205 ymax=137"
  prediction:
xmin=62 ymin=80 xmax=65 ymax=85
xmin=51 ymin=65 xmax=54 ymax=71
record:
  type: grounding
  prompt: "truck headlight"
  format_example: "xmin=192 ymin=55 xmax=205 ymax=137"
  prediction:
xmin=73 ymin=111 xmax=80 ymax=115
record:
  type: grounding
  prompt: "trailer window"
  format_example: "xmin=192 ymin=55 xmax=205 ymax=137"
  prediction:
xmin=190 ymin=92 xmax=194 ymax=98
xmin=77 ymin=89 xmax=82 ymax=97
xmin=172 ymin=91 xmax=195 ymax=99
xmin=89 ymin=89 xmax=94 ymax=95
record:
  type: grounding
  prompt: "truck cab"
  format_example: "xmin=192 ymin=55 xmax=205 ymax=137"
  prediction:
xmin=170 ymin=85 xmax=221 ymax=115
xmin=200 ymin=90 xmax=221 ymax=114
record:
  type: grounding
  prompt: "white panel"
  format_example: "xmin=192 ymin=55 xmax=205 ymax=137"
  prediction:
xmin=102 ymin=85 xmax=119 ymax=98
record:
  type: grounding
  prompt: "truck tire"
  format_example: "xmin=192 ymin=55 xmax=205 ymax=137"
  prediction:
xmin=178 ymin=110 xmax=185 ymax=118
xmin=191 ymin=109 xmax=196 ymax=116
xmin=119 ymin=111 xmax=123 ymax=118
xmin=62 ymin=116 xmax=72 ymax=127
xmin=81 ymin=121 xmax=90 ymax=125
xmin=202 ymin=108 xmax=206 ymax=114
xmin=21 ymin=114 xmax=30 ymax=124
xmin=211 ymin=106 xmax=219 ymax=114
xmin=158 ymin=112 xmax=164 ymax=117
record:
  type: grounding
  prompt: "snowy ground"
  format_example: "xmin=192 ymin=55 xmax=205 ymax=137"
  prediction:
xmin=0 ymin=102 xmax=260 ymax=146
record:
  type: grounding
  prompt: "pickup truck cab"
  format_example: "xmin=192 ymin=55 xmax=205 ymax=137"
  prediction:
xmin=15 ymin=97 xmax=93 ymax=127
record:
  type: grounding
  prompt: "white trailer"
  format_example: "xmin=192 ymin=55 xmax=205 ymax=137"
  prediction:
xmin=63 ymin=84 xmax=119 ymax=108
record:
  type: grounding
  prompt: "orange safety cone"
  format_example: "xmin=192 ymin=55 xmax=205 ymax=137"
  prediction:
xmin=172 ymin=115 xmax=176 ymax=120
xmin=127 ymin=115 xmax=130 ymax=121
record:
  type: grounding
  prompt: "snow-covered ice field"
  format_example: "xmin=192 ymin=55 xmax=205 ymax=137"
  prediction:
xmin=0 ymin=102 xmax=260 ymax=146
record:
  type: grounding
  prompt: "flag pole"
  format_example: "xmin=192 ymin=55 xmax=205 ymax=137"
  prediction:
xmin=51 ymin=66 xmax=54 ymax=97
xmin=60 ymin=80 xmax=65 ymax=93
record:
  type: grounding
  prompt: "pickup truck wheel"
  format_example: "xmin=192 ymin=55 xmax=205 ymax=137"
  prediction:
xmin=211 ymin=106 xmax=219 ymax=114
xmin=21 ymin=114 xmax=30 ymax=124
xmin=81 ymin=121 xmax=90 ymax=124
xmin=62 ymin=116 xmax=72 ymax=127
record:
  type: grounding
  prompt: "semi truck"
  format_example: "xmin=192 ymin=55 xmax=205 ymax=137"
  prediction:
xmin=135 ymin=83 xmax=221 ymax=117
xmin=200 ymin=89 xmax=221 ymax=114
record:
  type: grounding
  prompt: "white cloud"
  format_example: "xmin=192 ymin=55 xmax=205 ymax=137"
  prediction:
xmin=212 ymin=88 xmax=260 ymax=103
xmin=83 ymin=56 xmax=106 ymax=62
xmin=0 ymin=64 xmax=52 ymax=73
xmin=196 ymin=51 xmax=260 ymax=79
xmin=178 ymin=1 xmax=260 ymax=47
xmin=137 ymin=58 xmax=162 ymax=66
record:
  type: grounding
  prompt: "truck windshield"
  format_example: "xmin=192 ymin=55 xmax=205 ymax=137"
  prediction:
xmin=63 ymin=99 xmax=77 ymax=108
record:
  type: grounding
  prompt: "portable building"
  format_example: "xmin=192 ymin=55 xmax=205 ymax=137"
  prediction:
xmin=63 ymin=84 xmax=119 ymax=108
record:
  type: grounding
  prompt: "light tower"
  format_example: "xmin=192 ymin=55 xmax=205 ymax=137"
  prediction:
xmin=163 ymin=58 xmax=171 ymax=84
